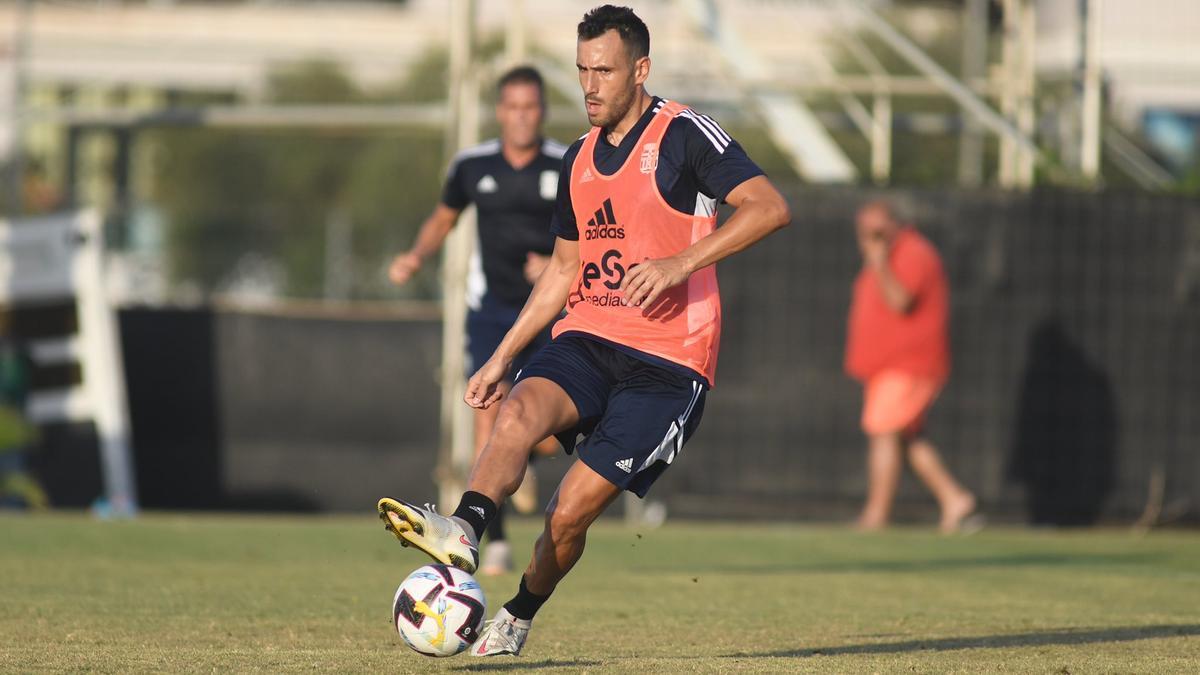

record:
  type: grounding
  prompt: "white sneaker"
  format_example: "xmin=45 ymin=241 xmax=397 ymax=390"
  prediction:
xmin=480 ymin=540 xmax=513 ymax=576
xmin=472 ymin=607 xmax=531 ymax=657
xmin=376 ymin=497 xmax=479 ymax=573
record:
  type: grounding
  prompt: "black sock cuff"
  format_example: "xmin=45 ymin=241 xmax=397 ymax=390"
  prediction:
xmin=503 ymin=575 xmax=551 ymax=621
xmin=452 ymin=490 xmax=498 ymax=541
xmin=485 ymin=504 xmax=506 ymax=542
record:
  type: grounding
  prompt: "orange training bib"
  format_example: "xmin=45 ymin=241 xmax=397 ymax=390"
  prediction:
xmin=553 ymin=100 xmax=722 ymax=385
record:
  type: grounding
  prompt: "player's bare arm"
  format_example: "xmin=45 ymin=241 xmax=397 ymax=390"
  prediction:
xmin=620 ymin=175 xmax=791 ymax=307
xmin=388 ymin=203 xmax=461 ymax=285
xmin=465 ymin=236 xmax=580 ymax=409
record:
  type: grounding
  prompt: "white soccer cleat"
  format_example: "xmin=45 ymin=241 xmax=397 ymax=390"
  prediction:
xmin=480 ymin=540 xmax=514 ymax=576
xmin=471 ymin=607 xmax=531 ymax=657
xmin=377 ymin=497 xmax=479 ymax=574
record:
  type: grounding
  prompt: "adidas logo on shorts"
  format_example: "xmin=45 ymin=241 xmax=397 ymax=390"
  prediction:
xmin=615 ymin=458 xmax=633 ymax=473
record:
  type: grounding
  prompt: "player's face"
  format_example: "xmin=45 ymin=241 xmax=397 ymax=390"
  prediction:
xmin=496 ymin=82 xmax=545 ymax=151
xmin=577 ymin=30 xmax=649 ymax=129
xmin=855 ymin=205 xmax=898 ymax=254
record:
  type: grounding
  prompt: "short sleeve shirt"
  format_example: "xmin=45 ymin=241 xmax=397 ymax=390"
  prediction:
xmin=441 ymin=138 xmax=567 ymax=307
xmin=845 ymin=228 xmax=950 ymax=382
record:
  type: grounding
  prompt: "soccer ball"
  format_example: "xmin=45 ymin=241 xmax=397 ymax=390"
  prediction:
xmin=392 ymin=564 xmax=487 ymax=657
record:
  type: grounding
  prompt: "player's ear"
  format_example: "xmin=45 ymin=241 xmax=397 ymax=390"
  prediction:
xmin=633 ymin=56 xmax=651 ymax=86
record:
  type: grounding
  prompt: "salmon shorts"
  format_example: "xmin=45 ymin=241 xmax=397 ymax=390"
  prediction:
xmin=862 ymin=370 xmax=943 ymax=438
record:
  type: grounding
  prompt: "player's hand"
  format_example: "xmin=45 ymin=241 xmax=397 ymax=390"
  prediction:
xmin=620 ymin=255 xmax=692 ymax=307
xmin=388 ymin=252 xmax=422 ymax=285
xmin=523 ymin=253 xmax=551 ymax=285
xmin=465 ymin=355 xmax=512 ymax=410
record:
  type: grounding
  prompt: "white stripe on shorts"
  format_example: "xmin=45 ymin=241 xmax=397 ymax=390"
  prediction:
xmin=636 ymin=381 xmax=703 ymax=473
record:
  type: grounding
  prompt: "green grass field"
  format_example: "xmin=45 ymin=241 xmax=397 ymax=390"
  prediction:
xmin=2 ymin=513 xmax=1198 ymax=673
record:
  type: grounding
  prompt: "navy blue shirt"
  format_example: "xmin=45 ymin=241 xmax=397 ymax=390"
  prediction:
xmin=441 ymin=138 xmax=567 ymax=308
xmin=551 ymin=98 xmax=765 ymax=385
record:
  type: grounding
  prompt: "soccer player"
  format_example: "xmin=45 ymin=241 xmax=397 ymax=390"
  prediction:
xmin=844 ymin=199 xmax=978 ymax=533
xmin=388 ymin=65 xmax=564 ymax=576
xmin=378 ymin=5 xmax=791 ymax=656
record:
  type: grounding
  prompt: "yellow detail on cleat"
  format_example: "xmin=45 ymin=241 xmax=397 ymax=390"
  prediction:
xmin=376 ymin=497 xmax=475 ymax=573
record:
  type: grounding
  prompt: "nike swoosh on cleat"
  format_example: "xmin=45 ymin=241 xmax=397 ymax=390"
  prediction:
xmin=460 ymin=535 xmax=474 ymax=547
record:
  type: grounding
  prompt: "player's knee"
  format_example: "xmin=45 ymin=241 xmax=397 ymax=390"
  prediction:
xmin=491 ymin=396 xmax=533 ymax=443
xmin=544 ymin=499 xmax=592 ymax=542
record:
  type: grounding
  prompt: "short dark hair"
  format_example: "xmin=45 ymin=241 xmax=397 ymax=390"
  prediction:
xmin=497 ymin=65 xmax=544 ymax=99
xmin=577 ymin=5 xmax=650 ymax=60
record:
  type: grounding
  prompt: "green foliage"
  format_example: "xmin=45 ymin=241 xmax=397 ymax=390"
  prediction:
xmin=150 ymin=58 xmax=450 ymax=300
xmin=0 ymin=346 xmax=35 ymax=451
xmin=0 ymin=406 xmax=36 ymax=451
xmin=151 ymin=128 xmax=275 ymax=291
xmin=818 ymin=9 xmax=975 ymax=187
xmin=265 ymin=60 xmax=361 ymax=104
xmin=373 ymin=47 xmax=450 ymax=104
xmin=0 ymin=470 xmax=47 ymax=509
xmin=341 ymin=132 xmax=445 ymax=299
xmin=725 ymin=125 xmax=803 ymax=184
xmin=1180 ymin=163 xmax=1200 ymax=194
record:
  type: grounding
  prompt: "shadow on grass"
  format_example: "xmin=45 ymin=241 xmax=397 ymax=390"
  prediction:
xmin=636 ymin=551 xmax=1163 ymax=575
xmin=451 ymin=659 xmax=602 ymax=672
xmin=726 ymin=624 xmax=1200 ymax=658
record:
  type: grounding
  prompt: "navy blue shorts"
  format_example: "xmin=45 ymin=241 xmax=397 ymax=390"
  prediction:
xmin=514 ymin=335 xmax=707 ymax=497
xmin=465 ymin=296 xmax=550 ymax=381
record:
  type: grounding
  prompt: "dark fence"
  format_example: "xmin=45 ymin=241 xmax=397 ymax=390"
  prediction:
xmin=119 ymin=304 xmax=445 ymax=512
xmin=22 ymin=187 xmax=1200 ymax=524
xmin=674 ymin=187 xmax=1200 ymax=524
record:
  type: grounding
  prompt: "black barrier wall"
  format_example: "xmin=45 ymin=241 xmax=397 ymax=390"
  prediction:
xmin=120 ymin=306 xmax=445 ymax=511
xmin=669 ymin=188 xmax=1199 ymax=524
xmin=33 ymin=188 xmax=1200 ymax=523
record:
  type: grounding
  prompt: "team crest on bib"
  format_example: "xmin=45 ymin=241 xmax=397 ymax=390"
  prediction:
xmin=639 ymin=142 xmax=659 ymax=174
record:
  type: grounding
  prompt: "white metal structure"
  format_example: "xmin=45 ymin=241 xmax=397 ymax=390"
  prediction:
xmin=680 ymin=0 xmax=858 ymax=183
xmin=436 ymin=0 xmax=480 ymax=512
xmin=0 ymin=210 xmax=137 ymax=516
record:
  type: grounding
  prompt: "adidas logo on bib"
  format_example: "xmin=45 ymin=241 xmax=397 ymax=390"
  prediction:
xmin=584 ymin=198 xmax=624 ymax=240
xmin=615 ymin=458 xmax=633 ymax=473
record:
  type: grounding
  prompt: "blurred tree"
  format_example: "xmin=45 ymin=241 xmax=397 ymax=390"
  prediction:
xmin=150 ymin=58 xmax=445 ymax=300
xmin=147 ymin=38 xmax=813 ymax=302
